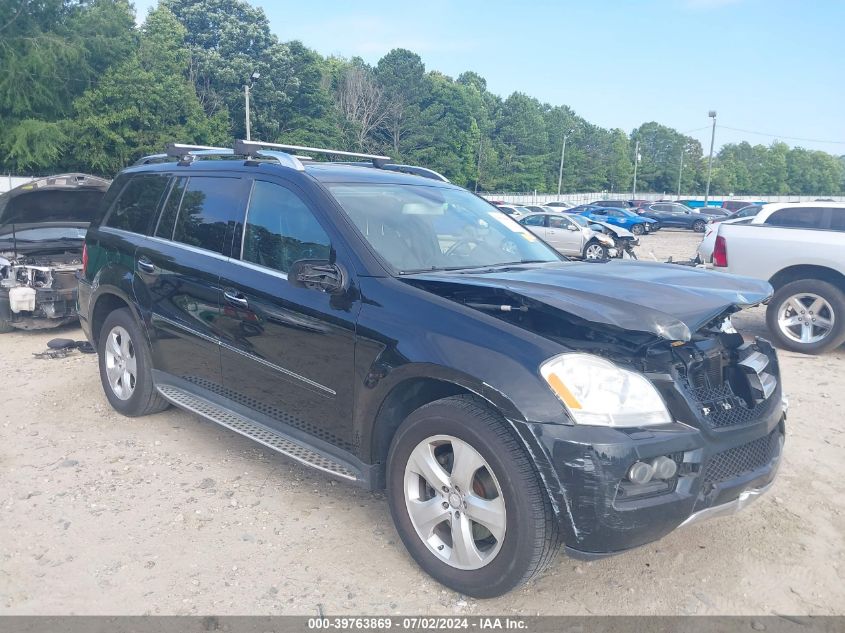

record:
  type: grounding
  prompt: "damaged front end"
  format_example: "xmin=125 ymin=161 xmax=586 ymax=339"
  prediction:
xmin=0 ymin=253 xmax=82 ymax=330
xmin=0 ymin=173 xmax=109 ymax=332
xmin=404 ymin=260 xmax=785 ymax=556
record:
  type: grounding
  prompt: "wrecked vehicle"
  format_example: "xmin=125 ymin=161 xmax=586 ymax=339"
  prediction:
xmin=577 ymin=215 xmax=639 ymax=259
xmin=79 ymin=141 xmax=785 ymax=598
xmin=0 ymin=174 xmax=110 ymax=332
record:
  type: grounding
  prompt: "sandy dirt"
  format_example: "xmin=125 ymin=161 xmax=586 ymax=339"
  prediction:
xmin=1 ymin=229 xmax=844 ymax=615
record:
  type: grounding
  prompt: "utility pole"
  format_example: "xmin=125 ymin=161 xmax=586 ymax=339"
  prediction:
xmin=244 ymin=71 xmax=260 ymax=141
xmin=631 ymin=139 xmax=640 ymax=199
xmin=677 ymin=146 xmax=684 ymax=199
xmin=557 ymin=129 xmax=574 ymax=196
xmin=704 ymin=110 xmax=717 ymax=207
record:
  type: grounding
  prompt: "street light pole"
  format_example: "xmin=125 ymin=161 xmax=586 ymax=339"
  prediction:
xmin=557 ymin=129 xmax=574 ymax=196
xmin=244 ymin=71 xmax=261 ymax=141
xmin=631 ymin=139 xmax=640 ymax=199
xmin=704 ymin=110 xmax=717 ymax=207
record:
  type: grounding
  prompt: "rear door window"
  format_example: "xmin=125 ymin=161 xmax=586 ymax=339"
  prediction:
xmin=172 ymin=176 xmax=247 ymax=255
xmin=829 ymin=209 xmax=845 ymax=232
xmin=104 ymin=174 xmax=170 ymax=235
xmin=522 ymin=215 xmax=545 ymax=227
xmin=155 ymin=176 xmax=187 ymax=239
xmin=765 ymin=207 xmax=826 ymax=229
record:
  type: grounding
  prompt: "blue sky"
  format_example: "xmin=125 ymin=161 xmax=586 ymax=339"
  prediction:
xmin=134 ymin=0 xmax=845 ymax=155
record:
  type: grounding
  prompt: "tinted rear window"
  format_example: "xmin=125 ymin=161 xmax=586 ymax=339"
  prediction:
xmin=765 ymin=207 xmax=826 ymax=229
xmin=172 ymin=177 xmax=245 ymax=254
xmin=104 ymin=174 xmax=170 ymax=234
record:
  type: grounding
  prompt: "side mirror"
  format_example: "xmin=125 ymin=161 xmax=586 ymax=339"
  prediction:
xmin=568 ymin=225 xmax=579 ymax=231
xmin=289 ymin=259 xmax=347 ymax=294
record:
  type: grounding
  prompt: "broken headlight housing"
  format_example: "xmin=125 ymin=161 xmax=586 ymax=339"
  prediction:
xmin=540 ymin=353 xmax=672 ymax=427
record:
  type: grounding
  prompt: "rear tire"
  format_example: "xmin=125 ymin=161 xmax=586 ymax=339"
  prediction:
xmin=97 ymin=308 xmax=168 ymax=416
xmin=765 ymin=279 xmax=845 ymax=354
xmin=387 ymin=395 xmax=559 ymax=598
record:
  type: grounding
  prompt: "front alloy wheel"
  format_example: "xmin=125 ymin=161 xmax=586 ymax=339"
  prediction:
xmin=692 ymin=219 xmax=707 ymax=232
xmin=387 ymin=395 xmax=559 ymax=598
xmin=404 ymin=435 xmax=506 ymax=570
xmin=631 ymin=223 xmax=644 ymax=235
xmin=583 ymin=242 xmax=608 ymax=260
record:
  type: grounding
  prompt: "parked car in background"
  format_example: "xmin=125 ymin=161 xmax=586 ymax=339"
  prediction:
xmin=523 ymin=205 xmax=564 ymax=214
xmin=711 ymin=202 xmax=845 ymax=353
xmin=574 ymin=215 xmax=639 ymax=259
xmin=578 ymin=206 xmax=659 ymax=235
xmin=544 ymin=200 xmax=572 ymax=209
xmin=0 ymin=174 xmax=110 ymax=332
xmin=722 ymin=199 xmax=764 ymax=212
xmin=592 ymin=199 xmax=638 ymax=208
xmin=496 ymin=204 xmax=529 ymax=218
xmin=635 ymin=202 xmax=722 ymax=232
xmin=711 ymin=204 xmax=764 ymax=224
xmin=519 ymin=212 xmax=617 ymax=259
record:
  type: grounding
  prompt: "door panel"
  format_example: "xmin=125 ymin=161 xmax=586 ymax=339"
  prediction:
xmin=217 ymin=179 xmax=359 ymax=453
xmin=547 ymin=216 xmax=581 ymax=254
xmin=134 ymin=239 xmax=224 ymax=388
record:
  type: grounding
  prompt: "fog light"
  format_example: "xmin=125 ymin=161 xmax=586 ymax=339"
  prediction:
xmin=627 ymin=461 xmax=654 ymax=485
xmin=651 ymin=456 xmax=678 ymax=480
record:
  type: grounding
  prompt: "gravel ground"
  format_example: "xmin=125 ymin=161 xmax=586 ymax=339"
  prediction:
xmin=1 ymin=229 xmax=844 ymax=615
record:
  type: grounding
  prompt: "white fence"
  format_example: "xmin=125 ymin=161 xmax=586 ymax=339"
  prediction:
xmin=1 ymin=175 xmax=36 ymax=194
xmin=481 ymin=192 xmax=845 ymax=205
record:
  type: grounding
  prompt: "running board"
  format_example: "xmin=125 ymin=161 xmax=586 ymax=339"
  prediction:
xmin=156 ymin=384 xmax=359 ymax=481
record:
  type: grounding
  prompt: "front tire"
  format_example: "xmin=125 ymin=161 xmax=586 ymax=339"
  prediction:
xmin=97 ymin=308 xmax=168 ymax=416
xmin=631 ymin=223 xmax=645 ymax=235
xmin=387 ymin=395 xmax=558 ymax=598
xmin=583 ymin=241 xmax=608 ymax=260
xmin=765 ymin=279 xmax=845 ymax=354
xmin=692 ymin=219 xmax=707 ymax=232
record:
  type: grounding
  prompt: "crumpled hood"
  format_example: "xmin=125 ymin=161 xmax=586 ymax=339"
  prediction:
xmin=408 ymin=260 xmax=772 ymax=341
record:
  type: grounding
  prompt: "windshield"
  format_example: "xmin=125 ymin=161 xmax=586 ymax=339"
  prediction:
xmin=0 ymin=226 xmax=87 ymax=243
xmin=327 ymin=183 xmax=562 ymax=273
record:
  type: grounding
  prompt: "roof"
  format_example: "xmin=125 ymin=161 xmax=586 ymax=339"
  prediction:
xmin=123 ymin=158 xmax=456 ymax=188
xmin=753 ymin=201 xmax=845 ymax=223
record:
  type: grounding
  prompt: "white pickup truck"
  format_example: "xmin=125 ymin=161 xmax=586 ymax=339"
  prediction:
xmin=712 ymin=202 xmax=845 ymax=353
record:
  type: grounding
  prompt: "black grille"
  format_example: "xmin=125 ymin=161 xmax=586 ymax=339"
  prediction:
xmin=703 ymin=430 xmax=781 ymax=485
xmin=687 ymin=382 xmax=773 ymax=429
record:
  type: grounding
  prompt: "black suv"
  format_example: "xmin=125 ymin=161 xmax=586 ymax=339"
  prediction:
xmin=79 ymin=141 xmax=786 ymax=598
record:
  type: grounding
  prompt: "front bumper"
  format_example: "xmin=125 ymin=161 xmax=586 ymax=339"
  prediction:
xmin=511 ymin=341 xmax=786 ymax=556
xmin=0 ymin=285 xmax=78 ymax=329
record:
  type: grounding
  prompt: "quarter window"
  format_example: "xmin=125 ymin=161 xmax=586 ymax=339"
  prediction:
xmin=104 ymin=174 xmax=170 ymax=235
xmin=829 ymin=209 xmax=845 ymax=232
xmin=172 ymin=177 xmax=245 ymax=254
xmin=242 ymin=180 xmax=331 ymax=274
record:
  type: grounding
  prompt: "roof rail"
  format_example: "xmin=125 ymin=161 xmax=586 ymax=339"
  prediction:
xmin=348 ymin=162 xmax=450 ymax=183
xmin=135 ymin=144 xmax=233 ymax=166
xmin=234 ymin=139 xmax=391 ymax=167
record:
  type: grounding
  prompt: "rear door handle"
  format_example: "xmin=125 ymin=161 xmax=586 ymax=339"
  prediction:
xmin=223 ymin=290 xmax=249 ymax=308
xmin=137 ymin=257 xmax=156 ymax=274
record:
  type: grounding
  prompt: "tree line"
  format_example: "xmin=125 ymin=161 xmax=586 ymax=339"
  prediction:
xmin=2 ymin=0 xmax=844 ymax=195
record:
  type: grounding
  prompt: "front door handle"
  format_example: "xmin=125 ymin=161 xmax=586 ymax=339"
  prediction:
xmin=223 ymin=290 xmax=249 ymax=308
xmin=137 ymin=257 xmax=156 ymax=274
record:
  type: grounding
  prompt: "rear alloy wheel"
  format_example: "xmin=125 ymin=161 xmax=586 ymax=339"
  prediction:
xmin=583 ymin=242 xmax=608 ymax=260
xmin=765 ymin=280 xmax=845 ymax=354
xmin=98 ymin=308 xmax=169 ymax=416
xmin=631 ymin=223 xmax=645 ymax=235
xmin=692 ymin=219 xmax=707 ymax=232
xmin=387 ymin=395 xmax=559 ymax=598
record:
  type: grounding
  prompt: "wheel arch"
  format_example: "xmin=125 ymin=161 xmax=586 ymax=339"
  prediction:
xmin=90 ymin=289 xmax=141 ymax=346
xmin=768 ymin=265 xmax=845 ymax=293
xmin=365 ymin=372 xmax=528 ymax=487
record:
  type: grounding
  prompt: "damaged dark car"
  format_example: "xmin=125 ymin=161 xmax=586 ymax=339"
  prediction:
xmin=0 ymin=174 xmax=110 ymax=332
xmin=79 ymin=142 xmax=786 ymax=599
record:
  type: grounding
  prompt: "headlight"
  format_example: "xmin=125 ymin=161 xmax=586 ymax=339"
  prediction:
xmin=539 ymin=353 xmax=672 ymax=427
